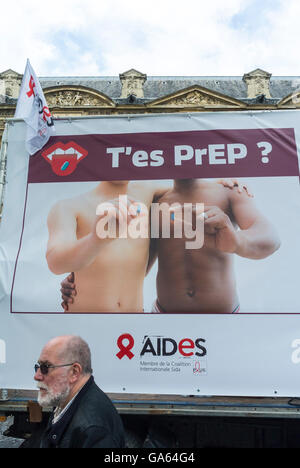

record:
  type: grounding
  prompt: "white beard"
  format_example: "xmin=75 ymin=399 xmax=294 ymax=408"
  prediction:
xmin=37 ymin=383 xmax=71 ymax=408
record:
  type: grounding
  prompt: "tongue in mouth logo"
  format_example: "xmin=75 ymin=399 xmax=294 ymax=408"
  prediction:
xmin=42 ymin=142 xmax=88 ymax=176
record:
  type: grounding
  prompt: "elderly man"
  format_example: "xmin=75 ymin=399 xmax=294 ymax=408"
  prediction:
xmin=32 ymin=335 xmax=124 ymax=448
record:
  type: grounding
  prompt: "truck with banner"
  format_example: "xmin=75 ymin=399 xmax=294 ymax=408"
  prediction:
xmin=0 ymin=111 xmax=300 ymax=447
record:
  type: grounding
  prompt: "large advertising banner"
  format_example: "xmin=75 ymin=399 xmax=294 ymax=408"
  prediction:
xmin=0 ymin=111 xmax=299 ymax=396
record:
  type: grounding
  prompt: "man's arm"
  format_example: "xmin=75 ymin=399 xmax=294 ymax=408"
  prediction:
xmin=229 ymin=189 xmax=281 ymax=259
xmin=46 ymin=195 xmax=141 ymax=275
xmin=46 ymin=201 xmax=108 ymax=275
xmin=203 ymin=188 xmax=281 ymax=259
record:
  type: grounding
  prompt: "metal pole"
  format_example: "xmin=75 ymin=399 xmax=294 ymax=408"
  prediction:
xmin=0 ymin=123 xmax=8 ymax=220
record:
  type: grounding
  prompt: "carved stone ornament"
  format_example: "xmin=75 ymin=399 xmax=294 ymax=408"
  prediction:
xmin=162 ymin=90 xmax=229 ymax=106
xmin=278 ymin=91 xmax=300 ymax=107
xmin=243 ymin=68 xmax=272 ymax=98
xmin=0 ymin=69 xmax=22 ymax=99
xmin=119 ymin=69 xmax=147 ymax=98
xmin=45 ymin=89 xmax=113 ymax=107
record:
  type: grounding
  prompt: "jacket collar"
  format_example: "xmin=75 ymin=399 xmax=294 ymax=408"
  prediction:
xmin=43 ymin=375 xmax=94 ymax=448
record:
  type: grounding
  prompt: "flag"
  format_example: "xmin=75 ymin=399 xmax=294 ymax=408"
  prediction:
xmin=14 ymin=59 xmax=55 ymax=155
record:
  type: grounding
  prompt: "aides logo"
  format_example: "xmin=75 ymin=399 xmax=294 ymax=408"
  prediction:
xmin=116 ymin=334 xmax=135 ymax=360
xmin=42 ymin=142 xmax=88 ymax=176
xmin=116 ymin=333 xmax=207 ymax=360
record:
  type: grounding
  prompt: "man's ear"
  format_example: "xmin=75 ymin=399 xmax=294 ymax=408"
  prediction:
xmin=70 ymin=363 xmax=82 ymax=382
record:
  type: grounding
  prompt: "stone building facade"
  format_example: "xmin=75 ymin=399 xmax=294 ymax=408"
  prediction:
xmin=1 ymin=67 xmax=300 ymax=142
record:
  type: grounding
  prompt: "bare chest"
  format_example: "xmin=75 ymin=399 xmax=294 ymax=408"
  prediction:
xmin=158 ymin=188 xmax=230 ymax=214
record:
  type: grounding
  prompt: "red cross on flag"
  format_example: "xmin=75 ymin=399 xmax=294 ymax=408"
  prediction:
xmin=14 ymin=59 xmax=55 ymax=155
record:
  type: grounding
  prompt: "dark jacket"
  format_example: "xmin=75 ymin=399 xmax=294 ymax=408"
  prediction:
xmin=29 ymin=376 xmax=125 ymax=448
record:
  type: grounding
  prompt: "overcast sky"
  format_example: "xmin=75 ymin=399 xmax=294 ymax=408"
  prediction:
xmin=1 ymin=0 xmax=300 ymax=77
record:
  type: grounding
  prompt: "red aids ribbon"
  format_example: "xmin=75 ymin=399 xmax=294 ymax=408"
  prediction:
xmin=27 ymin=75 xmax=36 ymax=98
xmin=116 ymin=333 xmax=135 ymax=360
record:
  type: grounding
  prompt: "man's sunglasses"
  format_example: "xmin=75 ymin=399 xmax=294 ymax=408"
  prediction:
xmin=34 ymin=363 xmax=75 ymax=375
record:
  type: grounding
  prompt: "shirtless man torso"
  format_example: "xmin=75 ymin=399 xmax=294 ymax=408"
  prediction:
xmin=152 ymin=179 xmax=280 ymax=314
xmin=46 ymin=180 xmax=158 ymax=313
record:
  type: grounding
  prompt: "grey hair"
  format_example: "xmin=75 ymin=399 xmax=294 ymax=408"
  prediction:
xmin=60 ymin=336 xmax=93 ymax=375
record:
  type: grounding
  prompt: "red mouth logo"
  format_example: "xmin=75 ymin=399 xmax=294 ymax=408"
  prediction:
xmin=42 ymin=142 xmax=88 ymax=176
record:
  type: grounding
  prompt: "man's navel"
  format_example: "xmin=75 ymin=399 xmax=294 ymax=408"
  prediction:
xmin=186 ymin=288 xmax=195 ymax=298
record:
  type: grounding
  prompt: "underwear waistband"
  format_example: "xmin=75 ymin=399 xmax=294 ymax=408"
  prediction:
xmin=151 ymin=299 xmax=240 ymax=314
